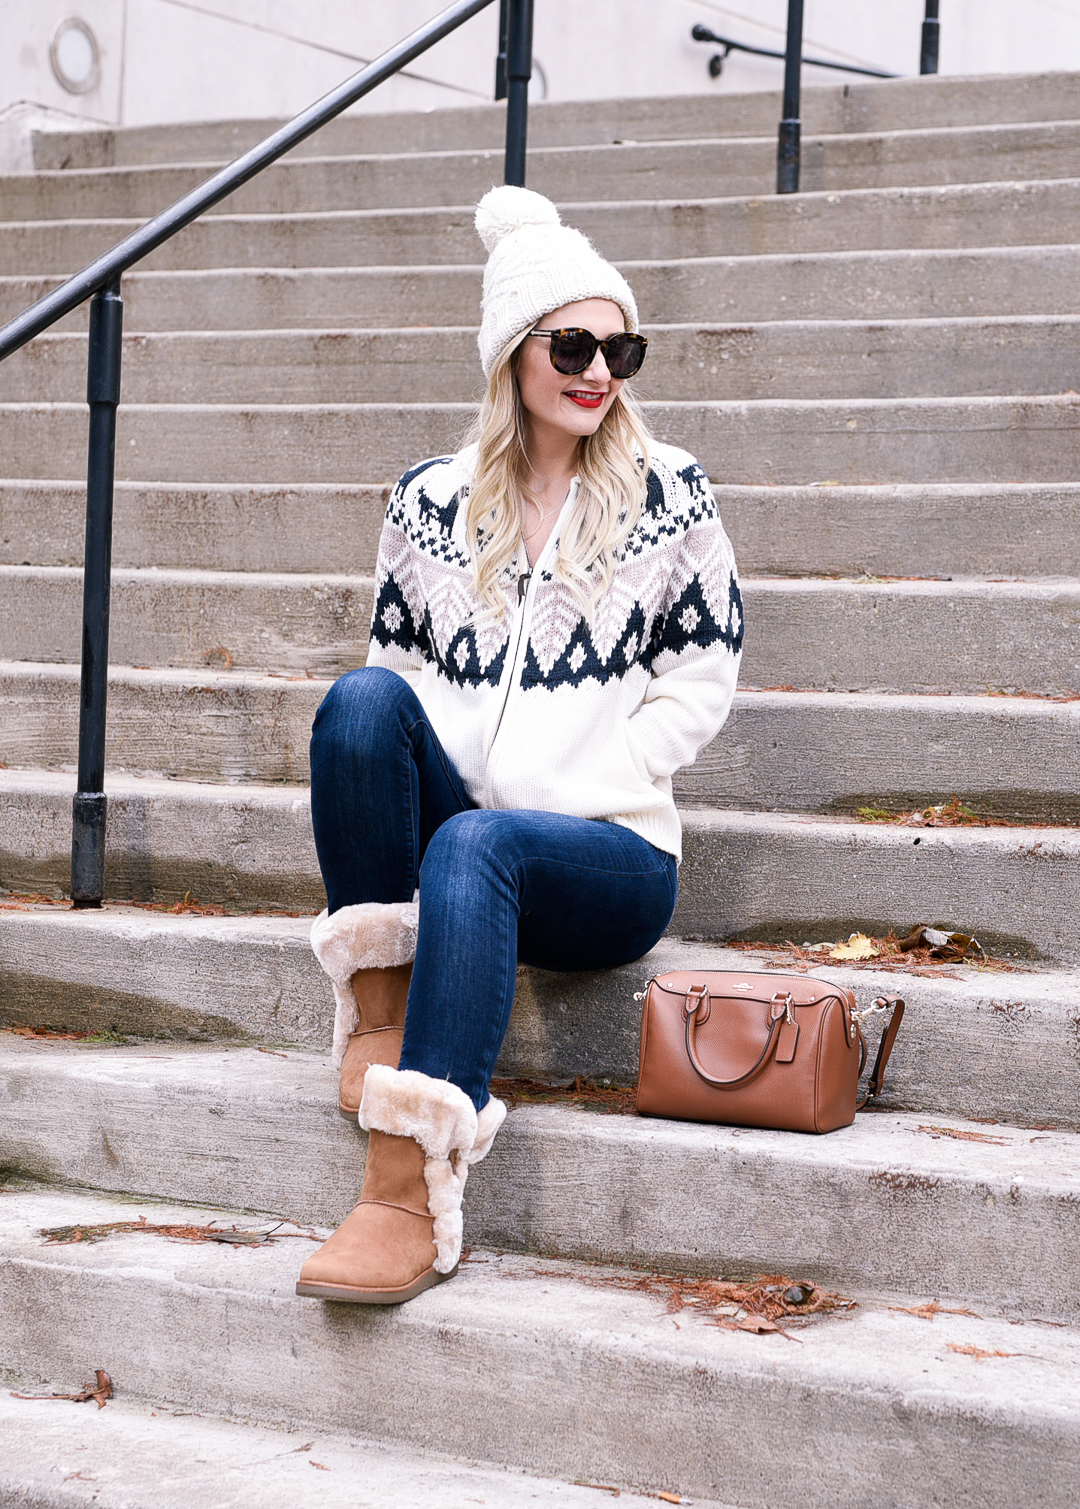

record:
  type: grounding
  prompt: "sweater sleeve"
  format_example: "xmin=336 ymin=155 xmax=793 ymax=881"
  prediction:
xmin=625 ymin=487 xmax=743 ymax=784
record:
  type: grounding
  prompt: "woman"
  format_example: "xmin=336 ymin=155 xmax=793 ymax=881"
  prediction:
xmin=296 ymin=185 xmax=743 ymax=1305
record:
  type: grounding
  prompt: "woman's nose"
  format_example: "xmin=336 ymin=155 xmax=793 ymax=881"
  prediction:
xmin=582 ymin=347 xmax=611 ymax=383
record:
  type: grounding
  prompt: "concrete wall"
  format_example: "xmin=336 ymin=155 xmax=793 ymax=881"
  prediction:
xmin=3 ymin=0 xmax=1080 ymax=129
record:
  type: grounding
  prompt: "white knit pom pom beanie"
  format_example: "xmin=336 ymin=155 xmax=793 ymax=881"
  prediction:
xmin=475 ymin=184 xmax=639 ymax=378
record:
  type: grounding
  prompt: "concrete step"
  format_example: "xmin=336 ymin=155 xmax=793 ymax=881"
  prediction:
xmin=10 ymin=179 xmax=1080 ymax=280
xmin=0 ymin=1391 xmax=692 ymax=1509
xmin=5 ymin=480 xmax=1078 ymax=581
xmin=2 ymin=1185 xmax=1078 ymax=1508
xmin=6 ymin=316 xmax=1080 ymax=405
xmin=5 ymin=683 xmax=1078 ymax=825
xmin=4 ymin=774 xmax=1077 ymax=963
xmin=33 ymin=72 xmax=1080 ymax=169
xmin=4 ymin=564 xmax=1078 ymax=692
xmin=2 ymin=1040 xmax=1078 ymax=1322
xmin=5 ymin=395 xmax=1080 ymax=486
xmin=7 ymin=243 xmax=1080 ymax=340
xmin=7 ymin=121 xmax=1080 ymax=224
xmin=678 ymin=809 xmax=1080 ymax=963
xmin=2 ymin=914 xmax=1075 ymax=1126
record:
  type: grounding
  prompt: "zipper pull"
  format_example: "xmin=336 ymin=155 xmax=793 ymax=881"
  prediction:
xmin=517 ymin=570 xmax=532 ymax=602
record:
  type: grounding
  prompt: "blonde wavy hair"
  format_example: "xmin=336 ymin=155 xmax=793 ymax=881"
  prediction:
xmin=464 ymin=328 xmax=653 ymax=618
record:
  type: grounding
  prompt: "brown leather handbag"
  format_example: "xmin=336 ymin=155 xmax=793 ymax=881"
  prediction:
xmin=635 ymin=969 xmax=904 ymax=1134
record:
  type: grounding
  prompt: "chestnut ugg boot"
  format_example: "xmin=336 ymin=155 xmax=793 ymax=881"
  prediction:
xmin=310 ymin=901 xmax=419 ymax=1119
xmin=295 ymin=1065 xmax=506 ymax=1305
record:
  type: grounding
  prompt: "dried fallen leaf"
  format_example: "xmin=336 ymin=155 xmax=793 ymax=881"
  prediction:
xmin=946 ymin=1344 xmax=1015 ymax=1360
xmin=890 ymin=1301 xmax=981 ymax=1321
xmin=829 ymin=932 xmax=877 ymax=960
xmin=309 ymin=1460 xmax=330 ymax=1470
xmin=11 ymin=1369 xmax=113 ymax=1408
xmin=737 ymin=1315 xmax=780 ymax=1333
xmin=916 ymin=1124 xmax=1010 ymax=1146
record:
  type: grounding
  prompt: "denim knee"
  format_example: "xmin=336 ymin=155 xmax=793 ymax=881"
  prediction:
xmin=419 ymin=810 xmax=510 ymax=891
xmin=311 ymin=665 xmax=414 ymax=751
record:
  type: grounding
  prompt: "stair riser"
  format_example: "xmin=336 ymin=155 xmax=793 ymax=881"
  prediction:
xmin=6 ymin=318 xmax=1080 ymax=405
xmin=7 ymin=124 xmax=1080 ymax=223
xmin=2 ymin=1050 xmax=1076 ymax=1320
xmin=5 ymin=684 xmax=1078 ymax=823
xmin=5 ymin=568 xmax=1077 ymax=694
xmin=0 ymin=568 xmax=375 ymax=679
xmin=11 ymin=180 xmax=1080 ymax=282
xmin=34 ymin=74 xmax=1080 ymax=168
xmin=8 ymin=246 xmax=1080 ymax=338
xmin=0 ymin=665 xmax=319 ymax=787
xmin=4 ymin=1222 xmax=1076 ymax=1509
xmin=5 ymin=481 xmax=1078 ymax=581
xmin=5 ymin=397 xmax=1080 ymax=486
xmin=679 ymin=813 xmax=1080 ymax=963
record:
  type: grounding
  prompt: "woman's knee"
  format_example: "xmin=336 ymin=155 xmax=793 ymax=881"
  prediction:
xmin=420 ymin=810 xmax=511 ymax=886
xmin=311 ymin=666 xmax=415 ymax=751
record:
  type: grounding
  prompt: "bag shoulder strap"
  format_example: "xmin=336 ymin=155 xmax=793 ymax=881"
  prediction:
xmin=856 ymin=995 xmax=905 ymax=1110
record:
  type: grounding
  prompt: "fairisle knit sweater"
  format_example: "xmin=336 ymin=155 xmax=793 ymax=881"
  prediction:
xmin=366 ymin=439 xmax=743 ymax=861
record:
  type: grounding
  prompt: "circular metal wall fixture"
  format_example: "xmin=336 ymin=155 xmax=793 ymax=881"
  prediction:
xmin=49 ymin=16 xmax=101 ymax=95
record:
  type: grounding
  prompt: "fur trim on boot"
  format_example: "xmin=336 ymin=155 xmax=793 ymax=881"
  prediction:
xmin=310 ymin=902 xmax=419 ymax=1067
xmin=359 ymin=1065 xmax=507 ymax=1273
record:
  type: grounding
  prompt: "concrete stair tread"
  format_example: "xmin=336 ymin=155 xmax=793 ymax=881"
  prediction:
xmin=4 ymin=564 xmax=1078 ymax=692
xmin=9 ymin=243 xmax=1080 ymax=331
xmin=7 ymin=315 xmax=1080 ymax=404
xmin=2 ymin=1185 xmax=1078 ymax=1508
xmin=1 ymin=909 xmax=1076 ymax=1126
xmin=4 ymin=480 xmax=1079 ymax=580
xmin=8 ymin=691 xmax=1080 ymax=832
xmin=2 ymin=1035 xmax=1077 ymax=1320
xmin=31 ymin=72 xmax=1080 ymax=169
xmin=0 ymin=1392 xmax=710 ymax=1509
xmin=7 ymin=119 xmax=1080 ymax=227
xmin=6 ymin=395 xmax=1080 ymax=487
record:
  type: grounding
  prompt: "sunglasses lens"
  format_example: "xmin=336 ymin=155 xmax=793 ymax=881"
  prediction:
xmin=605 ymin=334 xmax=646 ymax=378
xmin=548 ymin=329 xmax=596 ymax=374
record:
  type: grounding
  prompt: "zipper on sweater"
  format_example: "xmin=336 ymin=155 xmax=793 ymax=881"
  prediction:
xmin=487 ymin=560 xmax=535 ymax=763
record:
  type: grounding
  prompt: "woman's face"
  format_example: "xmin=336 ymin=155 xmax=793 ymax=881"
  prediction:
xmin=514 ymin=298 xmax=627 ymax=444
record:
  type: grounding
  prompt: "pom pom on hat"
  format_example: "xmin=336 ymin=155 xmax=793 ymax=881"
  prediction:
xmin=475 ymin=185 xmax=561 ymax=253
xmin=474 ymin=185 xmax=639 ymax=377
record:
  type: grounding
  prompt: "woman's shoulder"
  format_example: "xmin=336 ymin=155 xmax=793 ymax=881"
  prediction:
xmin=390 ymin=445 xmax=475 ymax=509
xmin=637 ymin=441 xmax=717 ymax=536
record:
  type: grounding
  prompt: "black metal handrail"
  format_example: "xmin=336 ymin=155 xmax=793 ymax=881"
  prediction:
xmin=768 ymin=0 xmax=942 ymax=194
xmin=690 ymin=24 xmax=897 ymax=82
xmin=0 ymin=0 xmax=534 ymax=906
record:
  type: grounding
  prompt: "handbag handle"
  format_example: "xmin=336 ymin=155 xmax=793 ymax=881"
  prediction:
xmin=856 ymin=995 xmax=905 ymax=1109
xmin=683 ymin=985 xmax=795 ymax=1090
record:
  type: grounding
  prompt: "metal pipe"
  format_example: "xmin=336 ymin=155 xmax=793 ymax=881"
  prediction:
xmin=776 ymin=0 xmax=805 ymax=194
xmin=691 ymin=24 xmax=896 ymax=81
xmin=0 ymin=0 xmax=498 ymax=362
xmin=495 ymin=0 xmax=509 ymax=99
xmin=920 ymin=0 xmax=940 ymax=74
xmin=503 ymin=0 xmax=533 ymax=186
xmin=71 ymin=276 xmax=123 ymax=908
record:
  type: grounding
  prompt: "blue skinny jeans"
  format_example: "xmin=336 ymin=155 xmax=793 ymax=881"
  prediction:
xmin=309 ymin=667 xmax=678 ymax=1109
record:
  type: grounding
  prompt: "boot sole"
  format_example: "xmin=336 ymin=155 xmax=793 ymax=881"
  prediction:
xmin=337 ymin=1105 xmax=359 ymax=1122
xmin=295 ymin=1263 xmax=457 ymax=1305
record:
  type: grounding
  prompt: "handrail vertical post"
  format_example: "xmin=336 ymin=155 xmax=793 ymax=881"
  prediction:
xmin=776 ymin=0 xmax=804 ymax=194
xmin=71 ymin=274 xmax=123 ymax=908
xmin=495 ymin=0 xmax=509 ymax=99
xmin=503 ymin=0 xmax=533 ymax=186
xmin=920 ymin=0 xmax=940 ymax=74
